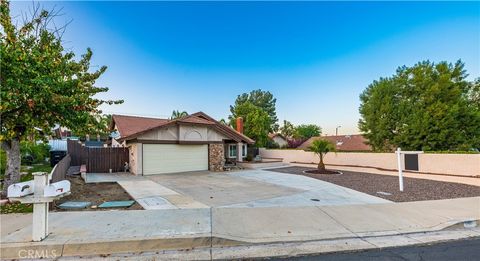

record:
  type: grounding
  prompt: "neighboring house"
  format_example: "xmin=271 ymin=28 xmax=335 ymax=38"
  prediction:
xmin=110 ymin=112 xmax=254 ymax=175
xmin=268 ymin=133 xmax=288 ymax=147
xmin=298 ymin=134 xmax=372 ymax=152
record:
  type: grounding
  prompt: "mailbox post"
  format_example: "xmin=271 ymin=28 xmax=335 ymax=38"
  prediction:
xmin=7 ymin=171 xmax=70 ymax=241
xmin=33 ymin=172 xmax=49 ymax=241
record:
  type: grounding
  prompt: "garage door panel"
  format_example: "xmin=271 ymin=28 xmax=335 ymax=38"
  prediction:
xmin=143 ymin=144 xmax=208 ymax=175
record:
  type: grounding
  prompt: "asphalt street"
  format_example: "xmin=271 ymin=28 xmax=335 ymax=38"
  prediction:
xmin=268 ymin=237 xmax=480 ymax=261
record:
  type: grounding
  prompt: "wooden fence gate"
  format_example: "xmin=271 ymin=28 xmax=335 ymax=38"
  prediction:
xmin=67 ymin=140 xmax=129 ymax=173
xmin=51 ymin=154 xmax=71 ymax=183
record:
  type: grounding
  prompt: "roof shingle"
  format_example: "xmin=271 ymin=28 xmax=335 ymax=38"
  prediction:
xmin=112 ymin=115 xmax=170 ymax=139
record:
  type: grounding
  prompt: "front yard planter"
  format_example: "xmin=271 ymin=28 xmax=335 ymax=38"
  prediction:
xmin=270 ymin=166 xmax=480 ymax=202
xmin=303 ymin=169 xmax=343 ymax=175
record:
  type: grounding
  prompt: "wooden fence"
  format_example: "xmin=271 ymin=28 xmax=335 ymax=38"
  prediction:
xmin=67 ymin=140 xmax=129 ymax=173
xmin=51 ymin=154 xmax=71 ymax=183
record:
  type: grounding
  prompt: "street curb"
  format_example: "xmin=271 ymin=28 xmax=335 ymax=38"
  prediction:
xmin=2 ymin=220 xmax=478 ymax=260
xmin=1 ymin=235 xmax=215 ymax=260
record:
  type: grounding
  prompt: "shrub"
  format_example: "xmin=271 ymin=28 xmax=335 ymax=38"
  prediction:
xmin=266 ymin=140 xmax=280 ymax=149
xmin=20 ymin=141 xmax=50 ymax=165
xmin=287 ymin=138 xmax=306 ymax=148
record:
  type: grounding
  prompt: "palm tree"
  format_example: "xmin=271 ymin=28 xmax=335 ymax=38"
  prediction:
xmin=308 ymin=139 xmax=336 ymax=172
xmin=170 ymin=110 xmax=188 ymax=119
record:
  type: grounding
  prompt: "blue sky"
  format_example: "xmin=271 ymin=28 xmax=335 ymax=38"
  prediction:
xmin=10 ymin=1 xmax=480 ymax=135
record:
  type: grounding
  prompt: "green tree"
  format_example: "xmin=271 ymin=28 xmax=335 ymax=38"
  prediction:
xmin=308 ymin=139 xmax=336 ymax=172
xmin=358 ymin=77 xmax=399 ymax=151
xmin=279 ymin=120 xmax=295 ymax=138
xmin=230 ymin=102 xmax=270 ymax=147
xmin=0 ymin=2 xmax=123 ymax=195
xmin=229 ymin=89 xmax=278 ymax=131
xmin=294 ymin=124 xmax=322 ymax=140
xmin=467 ymin=78 xmax=480 ymax=105
xmin=74 ymin=114 xmax=112 ymax=140
xmin=359 ymin=60 xmax=480 ymax=151
xmin=170 ymin=110 xmax=188 ymax=119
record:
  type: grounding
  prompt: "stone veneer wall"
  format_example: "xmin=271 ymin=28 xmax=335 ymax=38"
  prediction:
xmin=209 ymin=143 xmax=224 ymax=172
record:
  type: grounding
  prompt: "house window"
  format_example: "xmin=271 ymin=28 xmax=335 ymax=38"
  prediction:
xmin=228 ymin=144 xmax=247 ymax=158
xmin=228 ymin=144 xmax=237 ymax=158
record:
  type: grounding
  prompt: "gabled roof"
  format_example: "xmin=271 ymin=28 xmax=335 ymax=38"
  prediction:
xmin=111 ymin=115 xmax=170 ymax=139
xmin=190 ymin=112 xmax=255 ymax=144
xmin=298 ymin=134 xmax=372 ymax=151
xmin=177 ymin=115 xmax=216 ymax=125
xmin=268 ymin=133 xmax=286 ymax=140
xmin=111 ymin=112 xmax=254 ymax=144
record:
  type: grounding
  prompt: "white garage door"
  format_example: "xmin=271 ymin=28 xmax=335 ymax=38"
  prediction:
xmin=143 ymin=144 xmax=208 ymax=175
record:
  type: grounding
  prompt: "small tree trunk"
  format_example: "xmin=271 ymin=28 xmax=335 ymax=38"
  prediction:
xmin=1 ymin=139 xmax=21 ymax=197
xmin=317 ymin=153 xmax=326 ymax=172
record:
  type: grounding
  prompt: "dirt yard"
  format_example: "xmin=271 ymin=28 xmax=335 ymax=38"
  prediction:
xmin=268 ymin=166 xmax=480 ymax=202
xmin=53 ymin=175 xmax=143 ymax=211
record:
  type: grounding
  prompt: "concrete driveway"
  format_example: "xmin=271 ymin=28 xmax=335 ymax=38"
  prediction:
xmin=146 ymin=169 xmax=389 ymax=208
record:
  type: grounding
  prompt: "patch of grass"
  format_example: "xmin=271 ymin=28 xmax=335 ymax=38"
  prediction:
xmin=1 ymin=163 xmax=52 ymax=214
xmin=20 ymin=163 xmax=53 ymax=182
xmin=0 ymin=202 xmax=33 ymax=214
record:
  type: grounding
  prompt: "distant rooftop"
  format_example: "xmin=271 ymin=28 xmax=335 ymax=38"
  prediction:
xmin=298 ymin=134 xmax=372 ymax=151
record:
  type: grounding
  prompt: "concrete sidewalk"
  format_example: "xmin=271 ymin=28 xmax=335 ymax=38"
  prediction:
xmin=1 ymin=197 xmax=479 ymax=259
xmin=84 ymin=172 xmax=140 ymax=183
xmin=213 ymin=197 xmax=480 ymax=243
xmin=118 ymin=179 xmax=209 ymax=209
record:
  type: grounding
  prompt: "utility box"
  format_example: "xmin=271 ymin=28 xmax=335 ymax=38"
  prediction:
xmin=50 ymin=150 xmax=67 ymax=167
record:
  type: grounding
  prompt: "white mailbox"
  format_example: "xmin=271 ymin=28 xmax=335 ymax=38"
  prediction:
xmin=7 ymin=180 xmax=35 ymax=198
xmin=7 ymin=172 xmax=71 ymax=242
xmin=44 ymin=180 xmax=71 ymax=197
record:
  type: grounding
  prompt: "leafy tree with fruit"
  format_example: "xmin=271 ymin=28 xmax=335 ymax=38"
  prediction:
xmin=0 ymin=1 xmax=123 ymax=196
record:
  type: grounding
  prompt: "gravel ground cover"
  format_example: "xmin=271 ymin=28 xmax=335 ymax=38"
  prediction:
xmin=267 ymin=166 xmax=480 ymax=202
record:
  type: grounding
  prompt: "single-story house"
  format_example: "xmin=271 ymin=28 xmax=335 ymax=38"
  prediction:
xmin=109 ymin=112 xmax=254 ymax=175
xmin=298 ymin=134 xmax=372 ymax=152
xmin=268 ymin=133 xmax=288 ymax=147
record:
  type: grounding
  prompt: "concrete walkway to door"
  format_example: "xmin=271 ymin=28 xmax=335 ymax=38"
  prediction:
xmin=84 ymin=172 xmax=208 ymax=209
xmin=118 ymin=179 xmax=209 ymax=209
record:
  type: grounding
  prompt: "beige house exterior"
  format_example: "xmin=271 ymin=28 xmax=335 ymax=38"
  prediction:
xmin=110 ymin=112 xmax=254 ymax=175
xmin=269 ymin=133 xmax=288 ymax=147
